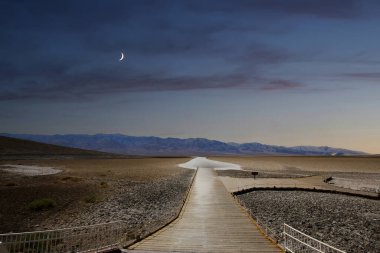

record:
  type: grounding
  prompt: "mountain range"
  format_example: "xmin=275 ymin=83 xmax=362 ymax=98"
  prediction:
xmin=0 ymin=133 xmax=367 ymax=156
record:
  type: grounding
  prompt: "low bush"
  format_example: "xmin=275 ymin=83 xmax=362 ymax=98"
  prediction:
xmin=83 ymin=194 xmax=97 ymax=203
xmin=61 ymin=176 xmax=82 ymax=182
xmin=27 ymin=198 xmax=56 ymax=211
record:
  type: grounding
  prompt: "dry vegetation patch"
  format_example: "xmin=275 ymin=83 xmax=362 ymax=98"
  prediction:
xmin=27 ymin=198 xmax=57 ymax=211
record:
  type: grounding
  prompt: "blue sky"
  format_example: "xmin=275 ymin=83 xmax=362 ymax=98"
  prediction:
xmin=1 ymin=0 xmax=380 ymax=153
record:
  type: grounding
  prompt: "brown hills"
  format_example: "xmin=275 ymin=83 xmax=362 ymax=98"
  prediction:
xmin=0 ymin=136 xmax=120 ymax=159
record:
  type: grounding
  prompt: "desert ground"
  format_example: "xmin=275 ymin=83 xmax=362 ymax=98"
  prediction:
xmin=0 ymin=158 xmax=194 ymax=242
xmin=1 ymin=154 xmax=379 ymax=252
xmin=213 ymin=156 xmax=380 ymax=173
xmin=213 ymin=156 xmax=380 ymax=253
xmin=216 ymin=155 xmax=380 ymax=194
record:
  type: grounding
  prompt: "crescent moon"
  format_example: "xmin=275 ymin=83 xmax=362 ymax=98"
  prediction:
xmin=119 ymin=52 xmax=125 ymax=61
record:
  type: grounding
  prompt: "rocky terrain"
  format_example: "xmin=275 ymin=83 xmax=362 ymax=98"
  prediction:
xmin=39 ymin=170 xmax=194 ymax=240
xmin=237 ymin=191 xmax=380 ymax=253
xmin=0 ymin=157 xmax=194 ymax=243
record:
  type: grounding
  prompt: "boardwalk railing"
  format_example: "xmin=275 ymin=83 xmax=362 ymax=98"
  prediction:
xmin=0 ymin=221 xmax=127 ymax=253
xmin=283 ymin=223 xmax=346 ymax=253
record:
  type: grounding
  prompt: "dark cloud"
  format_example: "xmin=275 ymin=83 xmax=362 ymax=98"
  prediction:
xmin=247 ymin=0 xmax=361 ymax=19
xmin=186 ymin=0 xmax=369 ymax=19
xmin=259 ymin=80 xmax=305 ymax=91
xmin=0 ymin=69 xmax=251 ymax=101
xmin=228 ymin=44 xmax=293 ymax=67
xmin=0 ymin=0 xmax=377 ymax=102
xmin=341 ymin=72 xmax=380 ymax=79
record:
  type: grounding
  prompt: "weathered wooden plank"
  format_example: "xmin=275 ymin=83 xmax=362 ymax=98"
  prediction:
xmin=128 ymin=168 xmax=282 ymax=252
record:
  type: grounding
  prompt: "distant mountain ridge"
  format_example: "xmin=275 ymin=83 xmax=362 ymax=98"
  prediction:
xmin=0 ymin=135 xmax=119 ymax=158
xmin=0 ymin=133 xmax=367 ymax=156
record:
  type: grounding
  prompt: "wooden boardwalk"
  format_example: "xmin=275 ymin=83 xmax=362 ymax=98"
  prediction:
xmin=128 ymin=168 xmax=281 ymax=252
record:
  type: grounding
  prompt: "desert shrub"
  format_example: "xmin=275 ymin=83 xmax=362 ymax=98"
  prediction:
xmin=27 ymin=198 xmax=56 ymax=211
xmin=100 ymin=181 xmax=108 ymax=188
xmin=83 ymin=194 xmax=97 ymax=203
xmin=5 ymin=182 xmax=17 ymax=186
xmin=61 ymin=176 xmax=81 ymax=182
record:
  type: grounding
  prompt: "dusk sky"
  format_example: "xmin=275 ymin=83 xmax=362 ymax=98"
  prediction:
xmin=1 ymin=0 xmax=380 ymax=153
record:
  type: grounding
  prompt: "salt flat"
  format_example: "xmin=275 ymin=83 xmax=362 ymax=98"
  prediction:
xmin=0 ymin=164 xmax=62 ymax=176
xmin=178 ymin=156 xmax=241 ymax=170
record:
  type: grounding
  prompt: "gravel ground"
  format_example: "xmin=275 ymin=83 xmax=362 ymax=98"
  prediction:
xmin=0 ymin=165 xmax=195 ymax=243
xmin=237 ymin=191 xmax=380 ymax=253
xmin=40 ymin=169 xmax=195 ymax=240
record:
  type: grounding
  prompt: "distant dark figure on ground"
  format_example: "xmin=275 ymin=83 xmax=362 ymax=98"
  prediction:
xmin=251 ymin=171 xmax=258 ymax=179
